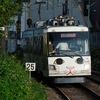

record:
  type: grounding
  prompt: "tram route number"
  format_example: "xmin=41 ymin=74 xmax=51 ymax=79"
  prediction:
xmin=25 ymin=63 xmax=36 ymax=71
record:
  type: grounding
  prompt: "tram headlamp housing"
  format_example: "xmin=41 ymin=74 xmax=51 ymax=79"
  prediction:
xmin=53 ymin=58 xmax=65 ymax=65
xmin=49 ymin=65 xmax=56 ymax=70
xmin=76 ymin=58 xmax=84 ymax=64
xmin=84 ymin=64 xmax=90 ymax=70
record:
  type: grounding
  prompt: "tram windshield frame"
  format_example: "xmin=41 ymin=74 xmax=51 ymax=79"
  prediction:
xmin=48 ymin=32 xmax=90 ymax=56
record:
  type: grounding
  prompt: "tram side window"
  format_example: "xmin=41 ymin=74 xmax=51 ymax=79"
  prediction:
xmin=24 ymin=37 xmax=30 ymax=53
xmin=34 ymin=36 xmax=43 ymax=55
xmin=49 ymin=41 xmax=53 ymax=52
xmin=34 ymin=37 xmax=38 ymax=54
xmin=38 ymin=36 xmax=43 ymax=55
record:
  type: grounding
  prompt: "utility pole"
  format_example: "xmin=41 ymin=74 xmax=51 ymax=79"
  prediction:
xmin=88 ymin=0 xmax=90 ymax=31
xmin=65 ymin=0 xmax=68 ymax=15
xmin=62 ymin=0 xmax=68 ymax=16
xmin=16 ymin=15 xmax=21 ymax=49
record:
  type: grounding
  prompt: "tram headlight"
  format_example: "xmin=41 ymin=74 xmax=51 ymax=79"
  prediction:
xmin=53 ymin=58 xmax=65 ymax=65
xmin=84 ymin=64 xmax=90 ymax=70
xmin=75 ymin=58 xmax=84 ymax=64
xmin=49 ymin=65 xmax=56 ymax=70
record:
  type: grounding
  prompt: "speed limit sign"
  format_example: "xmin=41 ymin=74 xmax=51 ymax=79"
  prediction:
xmin=25 ymin=63 xmax=36 ymax=71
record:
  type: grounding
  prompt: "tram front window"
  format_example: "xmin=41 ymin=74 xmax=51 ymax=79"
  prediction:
xmin=48 ymin=32 xmax=90 ymax=56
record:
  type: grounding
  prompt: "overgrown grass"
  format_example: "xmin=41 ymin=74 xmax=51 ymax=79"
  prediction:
xmin=0 ymin=50 xmax=47 ymax=100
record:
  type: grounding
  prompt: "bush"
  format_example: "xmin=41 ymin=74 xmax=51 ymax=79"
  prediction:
xmin=9 ymin=47 xmax=24 ymax=63
xmin=0 ymin=51 xmax=47 ymax=100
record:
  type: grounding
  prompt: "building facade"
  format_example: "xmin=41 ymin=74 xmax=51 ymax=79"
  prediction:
xmin=21 ymin=0 xmax=100 ymax=29
xmin=90 ymin=0 xmax=100 ymax=28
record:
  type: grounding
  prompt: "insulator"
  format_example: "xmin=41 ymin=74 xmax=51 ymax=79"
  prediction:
xmin=52 ymin=20 xmax=59 ymax=26
xmin=67 ymin=19 xmax=75 ymax=26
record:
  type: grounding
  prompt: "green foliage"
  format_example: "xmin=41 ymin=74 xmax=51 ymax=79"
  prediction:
xmin=31 ymin=80 xmax=47 ymax=100
xmin=90 ymin=46 xmax=100 ymax=71
xmin=0 ymin=0 xmax=22 ymax=26
xmin=9 ymin=47 xmax=24 ymax=63
xmin=0 ymin=50 xmax=47 ymax=100
xmin=0 ymin=30 xmax=3 ymax=37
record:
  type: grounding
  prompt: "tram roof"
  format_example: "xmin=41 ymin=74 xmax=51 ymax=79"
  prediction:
xmin=47 ymin=26 xmax=88 ymax=32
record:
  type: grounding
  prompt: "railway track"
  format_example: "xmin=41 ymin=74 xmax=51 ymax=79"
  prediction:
xmin=53 ymin=72 xmax=100 ymax=100
xmin=79 ymin=83 xmax=100 ymax=100
xmin=54 ymin=85 xmax=70 ymax=100
xmin=53 ymin=83 xmax=100 ymax=100
xmin=82 ymin=71 xmax=100 ymax=99
xmin=87 ymin=71 xmax=100 ymax=83
xmin=33 ymin=71 xmax=100 ymax=100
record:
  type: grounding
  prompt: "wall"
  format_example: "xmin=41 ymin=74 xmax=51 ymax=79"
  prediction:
xmin=90 ymin=0 xmax=100 ymax=28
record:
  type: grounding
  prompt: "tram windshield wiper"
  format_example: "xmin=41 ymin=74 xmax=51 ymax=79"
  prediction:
xmin=52 ymin=50 xmax=74 ymax=58
xmin=74 ymin=52 xmax=83 ymax=59
xmin=50 ymin=50 xmax=83 ymax=59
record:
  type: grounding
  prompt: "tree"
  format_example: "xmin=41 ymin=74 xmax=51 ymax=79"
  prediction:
xmin=0 ymin=0 xmax=22 ymax=26
xmin=0 ymin=0 xmax=22 ymax=48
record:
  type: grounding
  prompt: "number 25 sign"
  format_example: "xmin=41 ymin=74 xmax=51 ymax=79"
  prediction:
xmin=25 ymin=63 xmax=36 ymax=71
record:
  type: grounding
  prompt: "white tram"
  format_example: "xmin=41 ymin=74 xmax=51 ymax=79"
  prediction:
xmin=22 ymin=15 xmax=91 ymax=83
